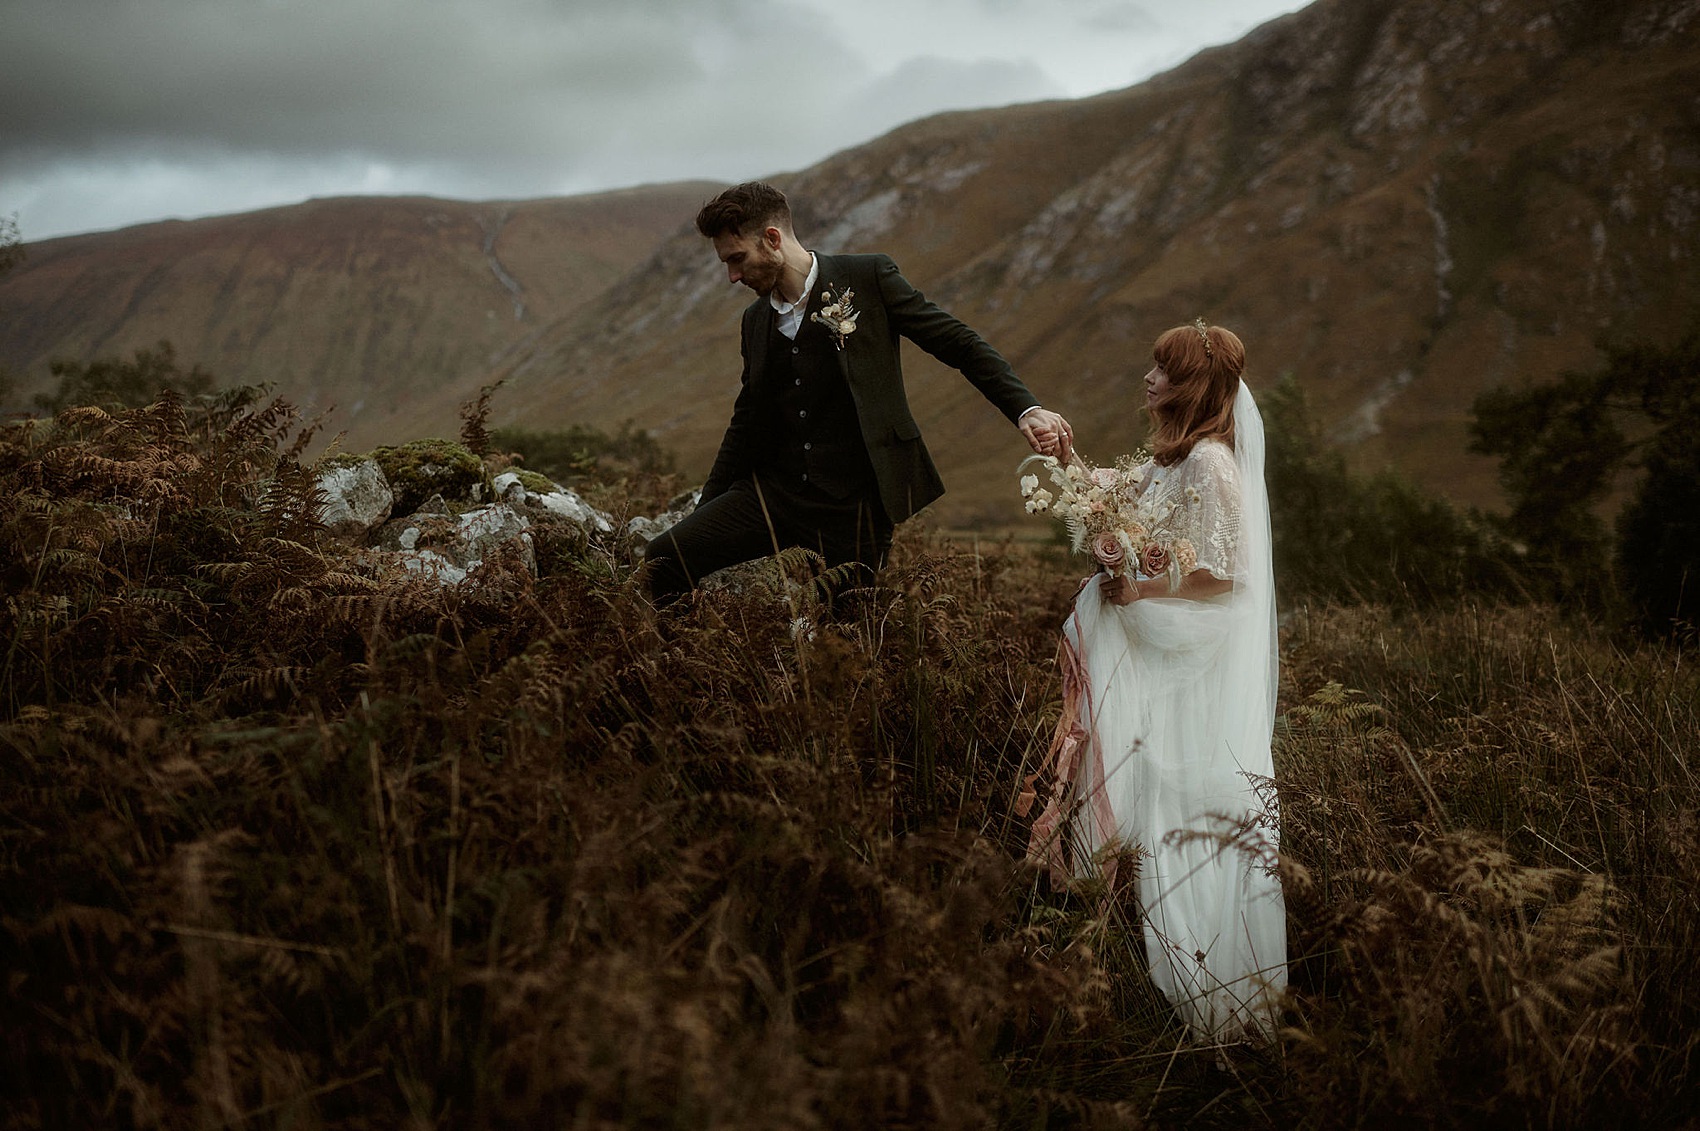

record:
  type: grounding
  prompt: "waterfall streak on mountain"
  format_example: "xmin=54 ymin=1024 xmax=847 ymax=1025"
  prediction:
xmin=481 ymin=211 xmax=526 ymax=321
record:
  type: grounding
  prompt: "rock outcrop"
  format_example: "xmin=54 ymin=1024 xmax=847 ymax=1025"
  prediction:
xmin=309 ymin=454 xmax=625 ymax=589
xmin=624 ymin=487 xmax=701 ymax=558
xmin=491 ymin=470 xmax=613 ymax=533
xmin=371 ymin=502 xmax=535 ymax=587
xmin=313 ymin=456 xmax=394 ymax=538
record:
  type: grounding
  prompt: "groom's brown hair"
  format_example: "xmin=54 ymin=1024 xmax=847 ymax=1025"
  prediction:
xmin=695 ymin=182 xmax=793 ymax=240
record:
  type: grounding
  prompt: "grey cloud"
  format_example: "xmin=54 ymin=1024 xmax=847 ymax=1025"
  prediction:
xmin=1 ymin=0 xmax=1312 ymax=239
xmin=1084 ymin=4 xmax=1161 ymax=33
xmin=3 ymin=0 xmax=865 ymax=160
xmin=4 ymin=1 xmax=714 ymax=160
xmin=843 ymin=56 xmax=1063 ymax=133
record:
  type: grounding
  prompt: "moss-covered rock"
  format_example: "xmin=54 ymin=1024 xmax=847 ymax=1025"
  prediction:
xmin=368 ymin=438 xmax=484 ymax=516
xmin=512 ymin=468 xmax=558 ymax=496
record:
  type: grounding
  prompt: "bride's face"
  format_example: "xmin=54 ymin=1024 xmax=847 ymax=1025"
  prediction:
xmin=1143 ymin=364 xmax=1170 ymax=412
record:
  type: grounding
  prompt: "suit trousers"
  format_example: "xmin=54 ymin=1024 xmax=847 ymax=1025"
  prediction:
xmin=642 ymin=476 xmax=892 ymax=602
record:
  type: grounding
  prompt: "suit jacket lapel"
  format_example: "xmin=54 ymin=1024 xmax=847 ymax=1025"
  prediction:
xmin=808 ymin=253 xmax=854 ymax=386
xmin=744 ymin=299 xmax=775 ymax=388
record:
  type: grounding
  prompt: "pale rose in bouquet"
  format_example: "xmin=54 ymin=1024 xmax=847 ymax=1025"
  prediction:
xmin=1018 ymin=451 xmax=1201 ymax=588
xmin=1139 ymin=542 xmax=1170 ymax=577
xmin=1090 ymin=531 xmax=1128 ymax=574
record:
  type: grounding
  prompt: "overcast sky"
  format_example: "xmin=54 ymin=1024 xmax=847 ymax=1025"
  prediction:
xmin=2 ymin=0 xmax=1309 ymax=242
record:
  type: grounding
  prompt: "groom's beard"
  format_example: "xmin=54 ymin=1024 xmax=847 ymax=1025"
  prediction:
xmin=744 ymin=249 xmax=785 ymax=297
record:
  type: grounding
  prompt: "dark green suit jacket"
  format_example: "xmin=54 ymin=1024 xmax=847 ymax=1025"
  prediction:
xmin=699 ymin=252 xmax=1039 ymax=524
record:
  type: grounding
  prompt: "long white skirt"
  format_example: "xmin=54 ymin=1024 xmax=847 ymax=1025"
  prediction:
xmin=1027 ymin=579 xmax=1287 ymax=1042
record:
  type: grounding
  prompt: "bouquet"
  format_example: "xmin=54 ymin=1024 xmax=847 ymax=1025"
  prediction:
xmin=1019 ymin=452 xmax=1200 ymax=588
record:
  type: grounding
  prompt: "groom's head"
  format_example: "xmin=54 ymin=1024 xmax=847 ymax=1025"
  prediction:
xmin=695 ymin=181 xmax=792 ymax=242
xmin=698 ymin=182 xmax=797 ymax=296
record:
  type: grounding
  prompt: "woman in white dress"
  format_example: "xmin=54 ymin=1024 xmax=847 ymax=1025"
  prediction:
xmin=1026 ymin=320 xmax=1286 ymax=1042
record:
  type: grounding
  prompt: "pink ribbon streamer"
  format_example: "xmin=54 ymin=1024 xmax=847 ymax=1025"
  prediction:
xmin=1020 ymin=596 xmax=1120 ymax=888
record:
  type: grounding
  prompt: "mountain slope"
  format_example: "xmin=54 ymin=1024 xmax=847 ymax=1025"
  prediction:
xmin=477 ymin=0 xmax=1700 ymax=526
xmin=0 ymin=185 xmax=714 ymax=448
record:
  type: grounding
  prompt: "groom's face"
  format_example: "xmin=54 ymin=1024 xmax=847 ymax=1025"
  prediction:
xmin=712 ymin=227 xmax=785 ymax=296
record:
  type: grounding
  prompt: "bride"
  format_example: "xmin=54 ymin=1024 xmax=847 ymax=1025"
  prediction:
xmin=1027 ymin=320 xmax=1286 ymax=1042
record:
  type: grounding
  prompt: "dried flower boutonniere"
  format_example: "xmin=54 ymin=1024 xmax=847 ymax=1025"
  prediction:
xmin=811 ymin=286 xmax=859 ymax=351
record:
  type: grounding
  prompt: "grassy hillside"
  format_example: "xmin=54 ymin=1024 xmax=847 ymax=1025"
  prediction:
xmin=0 ymin=184 xmax=715 ymax=450
xmin=2 ymin=394 xmax=1695 ymax=1127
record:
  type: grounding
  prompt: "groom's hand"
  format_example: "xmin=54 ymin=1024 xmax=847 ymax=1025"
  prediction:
xmin=1020 ymin=408 xmax=1075 ymax=463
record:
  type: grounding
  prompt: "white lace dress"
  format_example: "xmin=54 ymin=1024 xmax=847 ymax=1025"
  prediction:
xmin=1027 ymin=410 xmax=1286 ymax=1042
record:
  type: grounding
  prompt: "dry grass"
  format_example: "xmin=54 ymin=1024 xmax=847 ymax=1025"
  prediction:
xmin=2 ymin=397 xmax=1696 ymax=1128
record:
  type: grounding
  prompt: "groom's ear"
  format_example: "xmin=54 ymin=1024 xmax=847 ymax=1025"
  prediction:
xmin=761 ymin=225 xmax=785 ymax=250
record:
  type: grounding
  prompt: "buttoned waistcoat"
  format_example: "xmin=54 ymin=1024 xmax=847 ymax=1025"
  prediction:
xmin=700 ymin=252 xmax=1039 ymax=524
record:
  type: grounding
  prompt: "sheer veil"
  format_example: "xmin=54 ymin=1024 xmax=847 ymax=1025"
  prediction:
xmin=1150 ymin=377 xmax=1282 ymax=1038
xmin=1229 ymin=379 xmax=1279 ymax=801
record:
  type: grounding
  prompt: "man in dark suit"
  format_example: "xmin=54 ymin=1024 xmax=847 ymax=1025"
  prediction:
xmin=643 ymin=181 xmax=1075 ymax=601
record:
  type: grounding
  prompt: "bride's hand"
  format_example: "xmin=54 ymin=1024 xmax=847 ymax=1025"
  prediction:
xmin=1019 ymin=408 xmax=1075 ymax=463
xmin=1102 ymin=573 xmax=1139 ymax=605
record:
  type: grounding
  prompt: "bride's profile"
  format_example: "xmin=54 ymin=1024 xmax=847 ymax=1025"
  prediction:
xmin=1024 ymin=319 xmax=1286 ymax=1042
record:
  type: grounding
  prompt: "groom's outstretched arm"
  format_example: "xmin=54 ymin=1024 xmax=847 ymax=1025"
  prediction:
xmin=874 ymin=255 xmax=1074 ymax=461
xmin=873 ymin=255 xmax=1035 ymax=422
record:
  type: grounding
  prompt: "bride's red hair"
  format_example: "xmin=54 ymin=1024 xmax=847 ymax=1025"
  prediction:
xmin=1148 ymin=322 xmax=1245 ymax=466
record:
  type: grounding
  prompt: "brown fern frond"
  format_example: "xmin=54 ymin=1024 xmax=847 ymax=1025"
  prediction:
xmin=47 ymin=452 xmax=154 ymax=492
xmin=220 ymin=395 xmax=298 ymax=448
xmin=55 ymin=404 xmax=116 ymax=431
xmin=267 ymin=586 xmax=319 ymax=615
xmin=283 ymin=406 xmax=334 ymax=462
xmin=323 ymin=594 xmax=379 ymax=624
xmin=317 ymin=571 xmax=382 ymax=593
xmin=254 ymin=462 xmax=328 ymax=542
xmin=197 ymin=561 xmax=254 ymax=588
xmin=213 ymin=665 xmax=307 ymax=708
xmin=37 ymin=546 xmax=114 ymax=583
xmin=459 ymin=378 xmax=507 ymax=457
xmin=144 ymin=385 xmax=189 ymax=441
xmin=251 ymin=537 xmax=329 ymax=573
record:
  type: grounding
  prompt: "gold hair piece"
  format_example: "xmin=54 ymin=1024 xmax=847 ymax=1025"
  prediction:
xmin=1192 ymin=317 xmax=1214 ymax=359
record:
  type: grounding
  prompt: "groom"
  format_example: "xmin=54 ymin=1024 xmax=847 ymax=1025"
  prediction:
xmin=642 ymin=181 xmax=1075 ymax=601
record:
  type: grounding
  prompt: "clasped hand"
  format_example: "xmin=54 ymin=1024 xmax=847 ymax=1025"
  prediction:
xmin=1019 ymin=409 xmax=1075 ymax=464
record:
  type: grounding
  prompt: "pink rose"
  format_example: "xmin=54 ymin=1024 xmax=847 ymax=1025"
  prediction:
xmin=1140 ymin=542 xmax=1171 ymax=577
xmin=1091 ymin=531 xmax=1127 ymax=572
xmin=1089 ymin=466 xmax=1119 ymax=490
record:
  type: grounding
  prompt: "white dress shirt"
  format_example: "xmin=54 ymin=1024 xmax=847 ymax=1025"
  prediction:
xmin=770 ymin=253 xmax=819 ymax=341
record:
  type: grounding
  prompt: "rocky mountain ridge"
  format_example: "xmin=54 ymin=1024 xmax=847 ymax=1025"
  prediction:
xmin=487 ymin=0 xmax=1700 ymax=526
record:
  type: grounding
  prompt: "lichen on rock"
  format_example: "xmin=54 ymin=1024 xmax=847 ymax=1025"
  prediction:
xmin=369 ymin=502 xmax=535 ymax=587
xmin=490 ymin=470 xmax=613 ymax=534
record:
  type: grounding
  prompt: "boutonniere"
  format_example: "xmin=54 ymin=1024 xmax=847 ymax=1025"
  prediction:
xmin=811 ymin=286 xmax=859 ymax=351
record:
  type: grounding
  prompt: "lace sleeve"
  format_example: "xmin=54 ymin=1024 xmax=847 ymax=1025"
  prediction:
xmin=1174 ymin=440 xmax=1243 ymax=582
